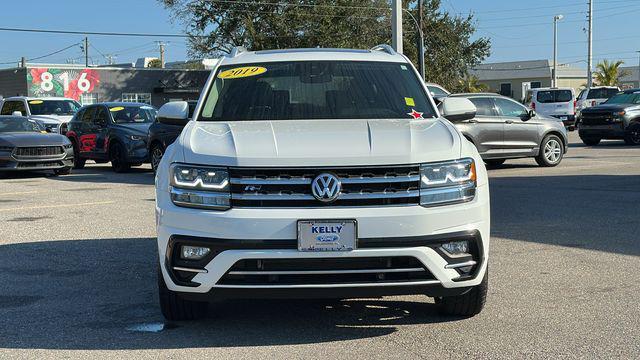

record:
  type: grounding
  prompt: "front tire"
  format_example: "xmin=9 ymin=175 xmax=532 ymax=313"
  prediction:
xmin=158 ymin=266 xmax=208 ymax=321
xmin=535 ymin=134 xmax=564 ymax=167
xmin=436 ymin=269 xmax=488 ymax=317
xmin=109 ymin=143 xmax=130 ymax=173
xmin=580 ymin=137 xmax=601 ymax=146
xmin=150 ymin=143 xmax=164 ymax=174
xmin=624 ymin=125 xmax=640 ymax=145
xmin=71 ymin=140 xmax=86 ymax=169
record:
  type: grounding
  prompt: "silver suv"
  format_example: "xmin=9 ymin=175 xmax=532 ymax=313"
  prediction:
xmin=444 ymin=93 xmax=568 ymax=167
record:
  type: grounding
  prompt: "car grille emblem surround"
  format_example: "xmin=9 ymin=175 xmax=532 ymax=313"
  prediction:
xmin=311 ymin=173 xmax=341 ymax=203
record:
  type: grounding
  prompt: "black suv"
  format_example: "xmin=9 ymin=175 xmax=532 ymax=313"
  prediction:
xmin=579 ymin=89 xmax=640 ymax=146
xmin=148 ymin=100 xmax=196 ymax=173
xmin=66 ymin=102 xmax=158 ymax=172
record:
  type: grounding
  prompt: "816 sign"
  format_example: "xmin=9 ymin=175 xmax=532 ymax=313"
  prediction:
xmin=39 ymin=71 xmax=92 ymax=92
xmin=28 ymin=68 xmax=100 ymax=101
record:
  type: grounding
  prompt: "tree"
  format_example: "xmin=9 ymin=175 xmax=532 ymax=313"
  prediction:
xmin=456 ymin=73 xmax=488 ymax=93
xmin=159 ymin=0 xmax=490 ymax=90
xmin=147 ymin=58 xmax=163 ymax=68
xmin=594 ymin=59 xmax=630 ymax=86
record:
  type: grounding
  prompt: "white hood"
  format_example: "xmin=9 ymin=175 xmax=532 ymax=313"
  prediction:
xmin=29 ymin=115 xmax=74 ymax=124
xmin=180 ymin=118 xmax=461 ymax=167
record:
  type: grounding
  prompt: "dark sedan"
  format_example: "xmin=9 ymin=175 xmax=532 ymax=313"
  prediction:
xmin=148 ymin=100 xmax=196 ymax=173
xmin=0 ymin=116 xmax=74 ymax=175
xmin=65 ymin=102 xmax=157 ymax=172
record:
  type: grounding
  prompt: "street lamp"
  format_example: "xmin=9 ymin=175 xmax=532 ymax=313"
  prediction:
xmin=552 ymin=14 xmax=564 ymax=88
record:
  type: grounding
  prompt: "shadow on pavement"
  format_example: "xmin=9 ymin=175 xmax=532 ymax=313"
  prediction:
xmin=490 ymin=174 xmax=640 ymax=257
xmin=48 ymin=164 xmax=155 ymax=186
xmin=0 ymin=237 xmax=459 ymax=350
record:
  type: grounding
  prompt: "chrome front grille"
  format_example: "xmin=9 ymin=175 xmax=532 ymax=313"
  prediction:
xmin=13 ymin=146 xmax=64 ymax=158
xmin=229 ymin=165 xmax=421 ymax=207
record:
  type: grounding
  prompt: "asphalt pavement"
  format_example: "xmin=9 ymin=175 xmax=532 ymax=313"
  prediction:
xmin=0 ymin=132 xmax=638 ymax=359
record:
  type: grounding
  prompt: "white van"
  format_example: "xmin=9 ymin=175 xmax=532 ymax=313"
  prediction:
xmin=524 ymin=87 xmax=576 ymax=128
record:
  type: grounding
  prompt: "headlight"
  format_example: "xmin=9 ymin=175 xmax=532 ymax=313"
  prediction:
xmin=63 ymin=143 xmax=73 ymax=149
xmin=130 ymin=135 xmax=144 ymax=141
xmin=419 ymin=158 xmax=476 ymax=207
xmin=169 ymin=164 xmax=230 ymax=210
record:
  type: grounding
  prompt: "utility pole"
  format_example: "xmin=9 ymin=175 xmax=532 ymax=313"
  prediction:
xmin=417 ymin=0 xmax=425 ymax=79
xmin=392 ymin=0 xmax=403 ymax=54
xmin=157 ymin=41 xmax=166 ymax=69
xmin=587 ymin=0 xmax=593 ymax=88
xmin=552 ymin=15 xmax=563 ymax=87
xmin=637 ymin=51 xmax=640 ymax=88
xmin=84 ymin=37 xmax=89 ymax=67
xmin=20 ymin=57 xmax=26 ymax=68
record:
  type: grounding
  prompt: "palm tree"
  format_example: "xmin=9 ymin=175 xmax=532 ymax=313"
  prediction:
xmin=593 ymin=60 xmax=630 ymax=86
xmin=458 ymin=74 xmax=489 ymax=93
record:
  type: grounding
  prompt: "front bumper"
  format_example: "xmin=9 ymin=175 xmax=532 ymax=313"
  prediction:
xmin=156 ymin=184 xmax=490 ymax=299
xmin=579 ymin=124 xmax=626 ymax=139
xmin=0 ymin=148 xmax=73 ymax=171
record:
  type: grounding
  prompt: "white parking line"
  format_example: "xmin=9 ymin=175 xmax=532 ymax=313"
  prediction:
xmin=0 ymin=201 xmax=116 ymax=212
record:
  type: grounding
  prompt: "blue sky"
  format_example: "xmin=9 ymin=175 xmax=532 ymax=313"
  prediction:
xmin=0 ymin=0 xmax=637 ymax=69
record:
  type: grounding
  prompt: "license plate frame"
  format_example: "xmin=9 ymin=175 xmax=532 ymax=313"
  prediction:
xmin=297 ymin=220 xmax=357 ymax=252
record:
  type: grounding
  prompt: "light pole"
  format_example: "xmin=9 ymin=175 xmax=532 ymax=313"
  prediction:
xmin=403 ymin=9 xmax=424 ymax=79
xmin=636 ymin=50 xmax=640 ymax=88
xmin=392 ymin=0 xmax=403 ymax=53
xmin=551 ymin=15 xmax=564 ymax=87
xmin=552 ymin=15 xmax=563 ymax=87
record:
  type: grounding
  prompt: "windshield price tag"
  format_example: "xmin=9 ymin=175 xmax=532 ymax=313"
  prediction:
xmin=218 ymin=66 xmax=267 ymax=79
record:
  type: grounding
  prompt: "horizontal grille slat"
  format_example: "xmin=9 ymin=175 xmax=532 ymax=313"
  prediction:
xmin=13 ymin=146 xmax=64 ymax=158
xmin=229 ymin=165 xmax=421 ymax=207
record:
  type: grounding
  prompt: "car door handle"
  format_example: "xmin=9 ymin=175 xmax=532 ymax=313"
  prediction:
xmin=505 ymin=120 xmax=514 ymax=124
xmin=467 ymin=119 xmax=478 ymax=123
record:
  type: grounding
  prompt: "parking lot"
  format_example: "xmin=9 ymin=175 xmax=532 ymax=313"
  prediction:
xmin=0 ymin=131 xmax=638 ymax=359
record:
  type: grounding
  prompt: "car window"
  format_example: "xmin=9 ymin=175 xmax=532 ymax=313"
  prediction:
xmin=110 ymin=105 xmax=156 ymax=123
xmin=427 ymin=85 xmax=448 ymax=97
xmin=28 ymin=99 xmax=80 ymax=116
xmin=587 ymin=88 xmax=619 ymax=99
xmin=468 ymin=97 xmax=495 ymax=116
xmin=577 ymin=89 xmax=586 ymax=100
xmin=200 ymin=61 xmax=436 ymax=121
xmin=0 ymin=117 xmax=44 ymax=132
xmin=94 ymin=106 xmax=108 ymax=125
xmin=536 ymin=90 xmax=573 ymax=103
xmin=604 ymin=92 xmax=640 ymax=104
xmin=1 ymin=101 xmax=26 ymax=115
xmin=81 ymin=107 xmax=96 ymax=123
xmin=494 ymin=98 xmax=528 ymax=117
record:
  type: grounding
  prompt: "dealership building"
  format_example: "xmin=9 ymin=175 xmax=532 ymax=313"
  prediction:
xmin=0 ymin=63 xmax=211 ymax=107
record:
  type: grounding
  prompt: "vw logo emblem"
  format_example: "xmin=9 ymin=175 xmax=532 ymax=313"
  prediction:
xmin=311 ymin=173 xmax=341 ymax=203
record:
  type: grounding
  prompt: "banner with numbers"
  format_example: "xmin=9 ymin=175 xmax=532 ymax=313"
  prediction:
xmin=27 ymin=68 xmax=101 ymax=101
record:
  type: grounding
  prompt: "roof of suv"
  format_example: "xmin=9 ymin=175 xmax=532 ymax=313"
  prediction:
xmin=450 ymin=92 xmax=503 ymax=98
xmin=220 ymin=47 xmax=408 ymax=66
xmin=2 ymin=96 xmax=76 ymax=101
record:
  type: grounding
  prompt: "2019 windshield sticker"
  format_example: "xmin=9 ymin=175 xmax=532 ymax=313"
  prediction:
xmin=109 ymin=106 xmax=125 ymax=112
xmin=28 ymin=100 xmax=44 ymax=105
xmin=407 ymin=109 xmax=423 ymax=119
xmin=218 ymin=66 xmax=267 ymax=79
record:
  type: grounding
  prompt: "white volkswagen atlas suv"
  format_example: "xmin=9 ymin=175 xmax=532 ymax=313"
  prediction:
xmin=155 ymin=46 xmax=490 ymax=321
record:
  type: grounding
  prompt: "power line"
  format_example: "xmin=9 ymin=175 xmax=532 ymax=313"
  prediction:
xmin=0 ymin=26 xmax=190 ymax=38
xmin=206 ymin=0 xmax=391 ymax=11
xmin=0 ymin=42 xmax=81 ymax=65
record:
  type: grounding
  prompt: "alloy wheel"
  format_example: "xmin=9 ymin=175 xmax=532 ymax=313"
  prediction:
xmin=544 ymin=139 xmax=562 ymax=164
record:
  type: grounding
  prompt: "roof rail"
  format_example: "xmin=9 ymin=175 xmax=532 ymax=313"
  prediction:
xmin=371 ymin=44 xmax=396 ymax=55
xmin=227 ymin=46 xmax=248 ymax=58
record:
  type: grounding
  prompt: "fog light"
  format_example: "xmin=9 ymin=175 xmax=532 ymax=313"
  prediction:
xmin=181 ymin=245 xmax=210 ymax=260
xmin=441 ymin=241 xmax=469 ymax=255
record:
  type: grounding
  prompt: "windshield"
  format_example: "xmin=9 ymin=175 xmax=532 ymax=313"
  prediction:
xmin=28 ymin=99 xmax=80 ymax=116
xmin=0 ymin=117 xmax=44 ymax=133
xmin=587 ymin=88 xmax=619 ymax=99
xmin=604 ymin=92 xmax=640 ymax=105
xmin=200 ymin=61 xmax=435 ymax=121
xmin=110 ymin=106 xmax=157 ymax=124
xmin=536 ymin=90 xmax=573 ymax=103
xmin=427 ymin=85 xmax=449 ymax=97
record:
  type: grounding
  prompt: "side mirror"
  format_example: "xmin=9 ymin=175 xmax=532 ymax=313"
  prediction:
xmin=12 ymin=111 xmax=23 ymax=116
xmin=521 ymin=109 xmax=535 ymax=121
xmin=157 ymin=101 xmax=190 ymax=126
xmin=440 ymin=97 xmax=477 ymax=122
